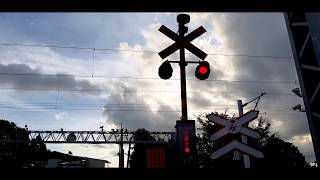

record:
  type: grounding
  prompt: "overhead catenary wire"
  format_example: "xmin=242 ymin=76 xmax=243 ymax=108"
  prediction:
xmin=0 ymin=87 xmax=296 ymax=96
xmin=0 ymin=101 xmax=298 ymax=111
xmin=0 ymin=105 xmax=306 ymax=115
xmin=0 ymin=101 xmax=294 ymax=108
xmin=91 ymin=48 xmax=96 ymax=77
xmin=0 ymin=42 xmax=297 ymax=87
xmin=0 ymin=42 xmax=292 ymax=60
xmin=0 ymin=102 xmax=296 ymax=111
xmin=0 ymin=43 xmax=301 ymax=118
xmin=0 ymin=72 xmax=296 ymax=84
xmin=0 ymin=102 xmax=304 ymax=114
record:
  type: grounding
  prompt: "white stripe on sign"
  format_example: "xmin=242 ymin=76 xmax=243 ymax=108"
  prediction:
xmin=239 ymin=128 xmax=260 ymax=139
xmin=235 ymin=110 xmax=259 ymax=126
xmin=210 ymin=128 xmax=229 ymax=141
xmin=211 ymin=140 xmax=264 ymax=159
xmin=207 ymin=114 xmax=229 ymax=126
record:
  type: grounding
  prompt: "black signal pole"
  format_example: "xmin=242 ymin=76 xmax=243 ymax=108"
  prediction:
xmin=178 ymin=15 xmax=188 ymax=121
xmin=177 ymin=14 xmax=191 ymax=167
xmin=158 ymin=14 xmax=208 ymax=168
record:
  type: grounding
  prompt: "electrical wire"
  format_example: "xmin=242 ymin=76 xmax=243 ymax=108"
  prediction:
xmin=0 ymin=103 xmax=306 ymax=116
xmin=0 ymin=106 xmax=305 ymax=114
xmin=0 ymin=72 xmax=296 ymax=84
xmin=0 ymin=42 xmax=292 ymax=60
xmin=0 ymin=87 xmax=296 ymax=96
xmin=0 ymin=101 xmax=295 ymax=109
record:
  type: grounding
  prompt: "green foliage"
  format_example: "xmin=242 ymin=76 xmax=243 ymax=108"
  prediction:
xmin=133 ymin=128 xmax=156 ymax=142
xmin=0 ymin=119 xmax=48 ymax=167
xmin=130 ymin=128 xmax=156 ymax=168
xmin=196 ymin=113 xmax=310 ymax=168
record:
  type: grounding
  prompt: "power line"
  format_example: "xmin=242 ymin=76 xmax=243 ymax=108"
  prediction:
xmin=0 ymin=104 xmax=295 ymax=111
xmin=0 ymin=42 xmax=296 ymax=85
xmin=0 ymin=101 xmax=295 ymax=110
xmin=0 ymin=87 xmax=296 ymax=96
xmin=0 ymin=101 xmax=304 ymax=114
xmin=0 ymin=42 xmax=292 ymax=60
xmin=0 ymin=105 xmax=305 ymax=115
xmin=0 ymin=102 xmax=230 ymax=107
xmin=0 ymin=72 xmax=296 ymax=84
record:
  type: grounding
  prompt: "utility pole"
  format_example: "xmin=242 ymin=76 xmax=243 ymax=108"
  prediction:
xmin=126 ymin=137 xmax=133 ymax=168
xmin=118 ymin=123 xmax=124 ymax=168
xmin=237 ymin=93 xmax=266 ymax=168
xmin=237 ymin=100 xmax=250 ymax=168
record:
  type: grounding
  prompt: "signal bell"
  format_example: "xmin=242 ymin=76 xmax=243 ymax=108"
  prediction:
xmin=158 ymin=60 xmax=173 ymax=79
xmin=195 ymin=61 xmax=210 ymax=80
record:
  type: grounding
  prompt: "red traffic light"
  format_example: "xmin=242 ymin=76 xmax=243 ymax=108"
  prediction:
xmin=195 ymin=61 xmax=210 ymax=80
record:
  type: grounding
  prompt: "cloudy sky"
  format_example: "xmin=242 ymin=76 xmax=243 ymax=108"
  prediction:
xmin=0 ymin=13 xmax=315 ymax=167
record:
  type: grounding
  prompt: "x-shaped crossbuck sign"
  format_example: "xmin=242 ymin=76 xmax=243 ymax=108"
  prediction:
xmin=158 ymin=25 xmax=207 ymax=60
xmin=207 ymin=110 xmax=260 ymax=141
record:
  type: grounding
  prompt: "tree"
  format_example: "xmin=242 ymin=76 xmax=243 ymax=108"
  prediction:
xmin=0 ymin=119 xmax=48 ymax=167
xmin=129 ymin=128 xmax=156 ymax=168
xmin=196 ymin=112 xmax=310 ymax=168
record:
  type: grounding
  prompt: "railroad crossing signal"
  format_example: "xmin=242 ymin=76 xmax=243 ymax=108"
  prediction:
xmin=158 ymin=14 xmax=211 ymax=122
xmin=158 ymin=14 xmax=210 ymax=167
xmin=207 ymin=110 xmax=264 ymax=159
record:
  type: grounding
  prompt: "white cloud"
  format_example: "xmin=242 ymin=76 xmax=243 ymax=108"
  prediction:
xmin=289 ymin=134 xmax=315 ymax=162
xmin=55 ymin=112 xmax=68 ymax=120
xmin=0 ymin=45 xmax=92 ymax=77
xmin=290 ymin=134 xmax=312 ymax=144
xmin=142 ymin=22 xmax=173 ymax=51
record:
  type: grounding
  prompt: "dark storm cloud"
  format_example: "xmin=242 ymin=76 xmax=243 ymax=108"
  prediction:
xmin=183 ymin=13 xmax=311 ymax=140
xmin=272 ymin=115 xmax=310 ymax=140
xmin=215 ymin=13 xmax=291 ymax=56
xmin=185 ymin=15 xmax=294 ymax=107
xmin=188 ymin=93 xmax=212 ymax=107
xmin=103 ymin=81 xmax=178 ymax=131
xmin=0 ymin=63 xmax=101 ymax=95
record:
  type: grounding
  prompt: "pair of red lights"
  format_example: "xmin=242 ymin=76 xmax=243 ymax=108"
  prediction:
xmin=184 ymin=134 xmax=191 ymax=154
xmin=158 ymin=60 xmax=211 ymax=80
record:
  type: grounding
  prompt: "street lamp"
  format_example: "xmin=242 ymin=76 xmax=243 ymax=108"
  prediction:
xmin=292 ymin=104 xmax=306 ymax=112
xmin=292 ymin=87 xmax=303 ymax=97
xmin=291 ymin=88 xmax=306 ymax=112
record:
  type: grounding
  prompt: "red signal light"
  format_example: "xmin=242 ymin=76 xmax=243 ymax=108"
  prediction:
xmin=184 ymin=146 xmax=190 ymax=153
xmin=195 ymin=61 xmax=210 ymax=80
xmin=184 ymin=134 xmax=190 ymax=154
xmin=199 ymin=66 xmax=208 ymax=74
